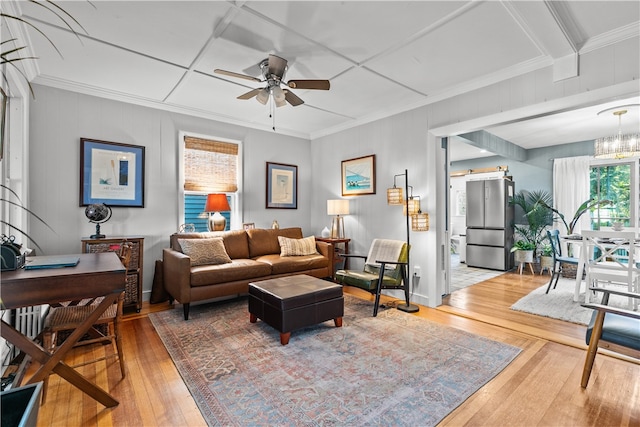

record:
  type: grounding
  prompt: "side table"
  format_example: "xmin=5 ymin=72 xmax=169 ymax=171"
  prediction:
xmin=81 ymin=236 xmax=144 ymax=312
xmin=315 ymin=237 xmax=351 ymax=275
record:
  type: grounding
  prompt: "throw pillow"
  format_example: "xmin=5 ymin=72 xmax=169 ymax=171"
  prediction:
xmin=278 ymin=236 xmax=318 ymax=257
xmin=178 ymin=238 xmax=232 ymax=266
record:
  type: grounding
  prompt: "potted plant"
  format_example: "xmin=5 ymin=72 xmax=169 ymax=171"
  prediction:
xmin=510 ymin=240 xmax=536 ymax=264
xmin=509 ymin=189 xmax=554 ymax=258
xmin=539 ymin=243 xmax=554 ymax=274
xmin=539 ymin=197 xmax=613 ymax=237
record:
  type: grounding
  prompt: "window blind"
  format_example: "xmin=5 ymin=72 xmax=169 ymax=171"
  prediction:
xmin=184 ymin=136 xmax=238 ymax=192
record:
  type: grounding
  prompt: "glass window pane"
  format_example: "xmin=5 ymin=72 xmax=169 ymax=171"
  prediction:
xmin=590 ymin=164 xmax=631 ymax=229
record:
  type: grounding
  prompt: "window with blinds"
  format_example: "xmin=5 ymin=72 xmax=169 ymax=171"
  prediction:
xmin=184 ymin=136 xmax=238 ymax=192
xmin=183 ymin=135 xmax=239 ymax=231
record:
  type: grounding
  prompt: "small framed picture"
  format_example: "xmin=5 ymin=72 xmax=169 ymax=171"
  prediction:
xmin=341 ymin=154 xmax=376 ymax=196
xmin=243 ymin=223 xmax=255 ymax=230
xmin=80 ymin=138 xmax=145 ymax=207
xmin=266 ymin=162 xmax=297 ymax=209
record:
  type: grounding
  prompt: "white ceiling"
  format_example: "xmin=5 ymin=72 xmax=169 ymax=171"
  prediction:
xmin=4 ymin=1 xmax=640 ymax=161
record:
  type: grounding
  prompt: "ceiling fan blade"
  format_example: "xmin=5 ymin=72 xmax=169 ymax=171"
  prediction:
xmin=237 ymin=88 xmax=261 ymax=100
xmin=268 ymin=54 xmax=288 ymax=78
xmin=214 ymin=69 xmax=262 ymax=83
xmin=284 ymin=89 xmax=304 ymax=107
xmin=287 ymin=80 xmax=330 ymax=90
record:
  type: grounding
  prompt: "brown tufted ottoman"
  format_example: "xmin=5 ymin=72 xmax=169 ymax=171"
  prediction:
xmin=248 ymin=274 xmax=344 ymax=345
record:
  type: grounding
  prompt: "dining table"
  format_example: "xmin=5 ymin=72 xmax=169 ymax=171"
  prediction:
xmin=1 ymin=252 xmax=126 ymax=407
xmin=562 ymin=232 xmax=639 ymax=302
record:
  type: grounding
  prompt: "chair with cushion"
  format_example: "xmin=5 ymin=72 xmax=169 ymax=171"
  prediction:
xmin=334 ymin=239 xmax=410 ymax=317
xmin=41 ymin=242 xmax=132 ymax=400
xmin=545 ymin=229 xmax=580 ymax=294
xmin=580 ymin=287 xmax=640 ymax=387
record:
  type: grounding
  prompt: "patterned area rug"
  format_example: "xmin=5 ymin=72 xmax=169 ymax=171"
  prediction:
xmin=150 ymin=295 xmax=521 ymax=426
xmin=511 ymin=278 xmax=630 ymax=325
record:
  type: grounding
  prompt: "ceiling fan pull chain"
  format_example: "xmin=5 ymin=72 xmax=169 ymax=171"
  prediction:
xmin=270 ymin=94 xmax=276 ymax=131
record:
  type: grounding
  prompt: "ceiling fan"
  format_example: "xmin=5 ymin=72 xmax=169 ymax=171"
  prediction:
xmin=214 ymin=54 xmax=330 ymax=107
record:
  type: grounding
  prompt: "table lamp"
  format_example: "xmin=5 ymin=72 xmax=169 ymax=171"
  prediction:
xmin=327 ymin=199 xmax=349 ymax=238
xmin=205 ymin=194 xmax=230 ymax=231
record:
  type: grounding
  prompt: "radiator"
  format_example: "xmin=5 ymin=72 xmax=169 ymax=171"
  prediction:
xmin=15 ymin=306 xmax=43 ymax=339
xmin=4 ymin=307 xmax=43 ymax=363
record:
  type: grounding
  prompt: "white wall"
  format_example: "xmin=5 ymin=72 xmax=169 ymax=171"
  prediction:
xmin=23 ymin=33 xmax=639 ymax=307
xmin=27 ymin=84 xmax=312 ymax=300
xmin=310 ymin=108 xmax=439 ymax=306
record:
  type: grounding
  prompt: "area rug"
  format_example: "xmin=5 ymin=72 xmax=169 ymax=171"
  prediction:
xmin=511 ymin=278 xmax=630 ymax=325
xmin=150 ymin=295 xmax=521 ymax=426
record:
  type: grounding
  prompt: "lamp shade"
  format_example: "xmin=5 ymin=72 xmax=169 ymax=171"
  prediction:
xmin=403 ymin=197 xmax=420 ymax=216
xmin=386 ymin=187 xmax=403 ymax=205
xmin=205 ymin=194 xmax=230 ymax=212
xmin=327 ymin=199 xmax=350 ymax=216
xmin=411 ymin=212 xmax=429 ymax=232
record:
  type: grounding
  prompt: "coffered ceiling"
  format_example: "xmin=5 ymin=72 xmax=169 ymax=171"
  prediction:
xmin=4 ymin=1 xmax=639 ymax=160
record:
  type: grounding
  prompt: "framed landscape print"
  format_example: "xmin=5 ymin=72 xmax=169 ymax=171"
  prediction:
xmin=80 ymin=138 xmax=145 ymax=207
xmin=266 ymin=162 xmax=297 ymax=209
xmin=342 ymin=154 xmax=376 ymax=196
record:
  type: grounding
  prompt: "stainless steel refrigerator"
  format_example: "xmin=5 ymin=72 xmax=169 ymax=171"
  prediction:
xmin=465 ymin=179 xmax=514 ymax=271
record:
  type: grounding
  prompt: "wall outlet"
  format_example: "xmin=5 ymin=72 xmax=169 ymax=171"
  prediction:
xmin=414 ymin=266 xmax=421 ymax=277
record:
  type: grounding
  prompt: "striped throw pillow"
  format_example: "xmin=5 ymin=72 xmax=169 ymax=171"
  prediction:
xmin=278 ymin=236 xmax=318 ymax=257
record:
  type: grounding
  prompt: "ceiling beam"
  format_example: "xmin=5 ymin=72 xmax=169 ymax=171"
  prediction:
xmin=457 ymin=130 xmax=528 ymax=162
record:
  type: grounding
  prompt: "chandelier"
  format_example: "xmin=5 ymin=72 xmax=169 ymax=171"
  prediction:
xmin=594 ymin=108 xmax=640 ymax=159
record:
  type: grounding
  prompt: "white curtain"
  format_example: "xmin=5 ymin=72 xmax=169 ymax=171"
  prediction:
xmin=553 ymin=156 xmax=591 ymax=235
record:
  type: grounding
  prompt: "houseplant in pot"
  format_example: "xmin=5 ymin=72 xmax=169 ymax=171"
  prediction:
xmin=539 ymin=243 xmax=554 ymax=275
xmin=509 ymin=189 xmax=554 ymax=258
xmin=510 ymin=240 xmax=536 ymax=263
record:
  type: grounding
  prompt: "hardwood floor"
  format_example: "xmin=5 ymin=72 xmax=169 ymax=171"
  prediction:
xmin=29 ymin=271 xmax=639 ymax=426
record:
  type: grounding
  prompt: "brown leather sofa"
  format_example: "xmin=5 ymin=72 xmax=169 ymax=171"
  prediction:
xmin=162 ymin=227 xmax=334 ymax=320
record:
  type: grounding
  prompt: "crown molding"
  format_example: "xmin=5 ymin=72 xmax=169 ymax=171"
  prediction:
xmin=32 ymin=75 xmax=311 ymax=140
xmin=580 ymin=22 xmax=640 ymax=54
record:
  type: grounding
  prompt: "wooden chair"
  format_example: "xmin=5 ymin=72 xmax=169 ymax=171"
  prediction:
xmin=545 ymin=229 xmax=579 ymax=294
xmin=334 ymin=239 xmax=410 ymax=316
xmin=580 ymin=287 xmax=640 ymax=387
xmin=581 ymin=230 xmax=638 ymax=309
xmin=41 ymin=242 xmax=132 ymax=400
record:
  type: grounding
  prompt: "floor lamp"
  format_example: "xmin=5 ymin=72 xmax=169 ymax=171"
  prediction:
xmin=386 ymin=169 xmax=421 ymax=313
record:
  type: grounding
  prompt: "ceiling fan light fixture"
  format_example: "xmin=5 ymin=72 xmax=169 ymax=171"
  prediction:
xmin=272 ymin=86 xmax=286 ymax=102
xmin=256 ymin=88 xmax=270 ymax=105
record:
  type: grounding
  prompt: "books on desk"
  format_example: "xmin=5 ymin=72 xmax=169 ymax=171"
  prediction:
xmin=24 ymin=255 xmax=80 ymax=270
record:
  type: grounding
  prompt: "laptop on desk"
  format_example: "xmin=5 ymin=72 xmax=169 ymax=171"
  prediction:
xmin=24 ymin=255 xmax=80 ymax=270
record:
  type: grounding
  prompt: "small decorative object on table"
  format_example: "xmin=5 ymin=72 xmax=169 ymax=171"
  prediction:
xmin=85 ymin=203 xmax=112 ymax=239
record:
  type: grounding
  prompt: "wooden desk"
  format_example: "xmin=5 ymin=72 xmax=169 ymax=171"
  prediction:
xmin=1 ymin=252 xmax=126 ymax=408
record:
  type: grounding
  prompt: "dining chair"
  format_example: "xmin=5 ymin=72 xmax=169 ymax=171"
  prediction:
xmin=581 ymin=230 xmax=638 ymax=310
xmin=41 ymin=242 xmax=132 ymax=401
xmin=580 ymin=287 xmax=640 ymax=387
xmin=334 ymin=239 xmax=409 ymax=317
xmin=545 ymin=229 xmax=580 ymax=294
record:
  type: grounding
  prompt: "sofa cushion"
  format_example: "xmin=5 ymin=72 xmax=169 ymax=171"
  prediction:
xmin=178 ymin=238 xmax=232 ymax=266
xmin=254 ymin=253 xmax=328 ymax=275
xmin=247 ymin=227 xmax=303 ymax=258
xmin=190 ymin=259 xmax=272 ymax=286
xmin=171 ymin=230 xmax=249 ymax=259
xmin=278 ymin=235 xmax=318 ymax=256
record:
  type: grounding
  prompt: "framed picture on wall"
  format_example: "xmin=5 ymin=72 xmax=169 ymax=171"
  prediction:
xmin=266 ymin=162 xmax=297 ymax=209
xmin=80 ymin=138 xmax=145 ymax=207
xmin=341 ymin=154 xmax=376 ymax=196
